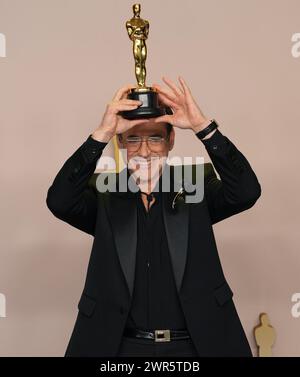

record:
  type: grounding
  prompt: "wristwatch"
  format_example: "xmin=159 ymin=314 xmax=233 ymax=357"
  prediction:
xmin=196 ymin=119 xmax=219 ymax=140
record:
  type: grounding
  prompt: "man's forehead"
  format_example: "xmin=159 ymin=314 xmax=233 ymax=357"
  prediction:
xmin=126 ymin=120 xmax=167 ymax=135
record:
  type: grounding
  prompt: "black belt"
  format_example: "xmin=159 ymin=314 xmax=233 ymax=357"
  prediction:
xmin=123 ymin=327 xmax=190 ymax=342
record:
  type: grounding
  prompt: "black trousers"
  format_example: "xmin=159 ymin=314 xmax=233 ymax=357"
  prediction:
xmin=117 ymin=335 xmax=199 ymax=357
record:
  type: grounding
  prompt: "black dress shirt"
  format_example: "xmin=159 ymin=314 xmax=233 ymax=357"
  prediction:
xmin=124 ymin=182 xmax=188 ymax=331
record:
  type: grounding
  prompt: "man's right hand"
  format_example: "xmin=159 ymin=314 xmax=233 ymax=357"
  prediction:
xmin=92 ymin=85 xmax=149 ymax=143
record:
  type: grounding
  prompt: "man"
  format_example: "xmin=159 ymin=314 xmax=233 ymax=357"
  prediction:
xmin=46 ymin=76 xmax=261 ymax=357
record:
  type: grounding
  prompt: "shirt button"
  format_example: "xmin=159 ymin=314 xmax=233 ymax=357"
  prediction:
xmin=212 ymin=145 xmax=218 ymax=150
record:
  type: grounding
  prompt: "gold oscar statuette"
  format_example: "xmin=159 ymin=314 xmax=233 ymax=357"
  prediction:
xmin=120 ymin=3 xmax=170 ymax=119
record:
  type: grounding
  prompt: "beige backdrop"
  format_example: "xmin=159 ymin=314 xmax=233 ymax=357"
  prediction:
xmin=0 ymin=0 xmax=299 ymax=356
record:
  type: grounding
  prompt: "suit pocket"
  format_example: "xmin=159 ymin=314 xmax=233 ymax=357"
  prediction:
xmin=214 ymin=281 xmax=234 ymax=306
xmin=78 ymin=293 xmax=97 ymax=317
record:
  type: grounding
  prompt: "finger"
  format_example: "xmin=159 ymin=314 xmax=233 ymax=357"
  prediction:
xmin=119 ymin=98 xmax=142 ymax=105
xmin=157 ymin=92 xmax=179 ymax=109
xmin=162 ymin=76 xmax=183 ymax=97
xmin=107 ymin=100 xmax=139 ymax=108
xmin=120 ymin=88 xmax=136 ymax=100
xmin=113 ymin=103 xmax=141 ymax=112
xmin=178 ymin=76 xmax=192 ymax=97
xmin=152 ymin=83 xmax=177 ymax=102
xmin=113 ymin=85 xmax=136 ymax=101
xmin=153 ymin=114 xmax=173 ymax=124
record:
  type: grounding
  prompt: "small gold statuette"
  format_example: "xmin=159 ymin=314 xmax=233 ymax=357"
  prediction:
xmin=120 ymin=3 xmax=169 ymax=119
xmin=254 ymin=313 xmax=276 ymax=357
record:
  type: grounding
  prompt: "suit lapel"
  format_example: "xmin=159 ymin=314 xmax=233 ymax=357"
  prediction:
xmin=103 ymin=168 xmax=138 ymax=299
xmin=104 ymin=164 xmax=190 ymax=299
xmin=162 ymin=187 xmax=190 ymax=295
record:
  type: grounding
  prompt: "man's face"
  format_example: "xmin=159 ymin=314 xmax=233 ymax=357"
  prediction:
xmin=117 ymin=119 xmax=175 ymax=189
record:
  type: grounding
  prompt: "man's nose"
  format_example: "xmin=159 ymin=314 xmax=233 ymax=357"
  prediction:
xmin=138 ymin=139 xmax=151 ymax=158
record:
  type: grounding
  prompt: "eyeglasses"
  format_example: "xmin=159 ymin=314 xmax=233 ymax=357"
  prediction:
xmin=121 ymin=135 xmax=169 ymax=151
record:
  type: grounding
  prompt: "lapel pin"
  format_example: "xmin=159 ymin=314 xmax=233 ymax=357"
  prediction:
xmin=172 ymin=186 xmax=186 ymax=210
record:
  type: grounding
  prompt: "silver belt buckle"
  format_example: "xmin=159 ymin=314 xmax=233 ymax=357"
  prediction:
xmin=154 ymin=329 xmax=171 ymax=342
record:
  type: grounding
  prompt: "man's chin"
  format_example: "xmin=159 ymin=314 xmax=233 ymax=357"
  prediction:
xmin=132 ymin=168 xmax=161 ymax=187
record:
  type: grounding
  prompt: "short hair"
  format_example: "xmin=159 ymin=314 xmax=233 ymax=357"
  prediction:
xmin=118 ymin=106 xmax=173 ymax=140
xmin=166 ymin=123 xmax=173 ymax=136
xmin=165 ymin=106 xmax=173 ymax=137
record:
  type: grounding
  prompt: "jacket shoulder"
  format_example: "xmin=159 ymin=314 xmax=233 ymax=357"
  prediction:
xmin=175 ymin=162 xmax=217 ymax=183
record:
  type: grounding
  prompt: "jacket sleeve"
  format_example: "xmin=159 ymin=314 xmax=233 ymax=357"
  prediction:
xmin=196 ymin=128 xmax=261 ymax=225
xmin=46 ymin=134 xmax=108 ymax=236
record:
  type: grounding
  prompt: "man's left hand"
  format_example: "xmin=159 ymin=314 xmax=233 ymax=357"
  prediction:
xmin=152 ymin=76 xmax=210 ymax=133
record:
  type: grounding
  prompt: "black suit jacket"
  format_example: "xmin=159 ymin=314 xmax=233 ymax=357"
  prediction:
xmin=46 ymin=129 xmax=261 ymax=357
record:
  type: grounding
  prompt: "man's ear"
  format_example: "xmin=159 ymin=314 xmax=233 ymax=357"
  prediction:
xmin=116 ymin=134 xmax=123 ymax=148
xmin=168 ymin=128 xmax=175 ymax=151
